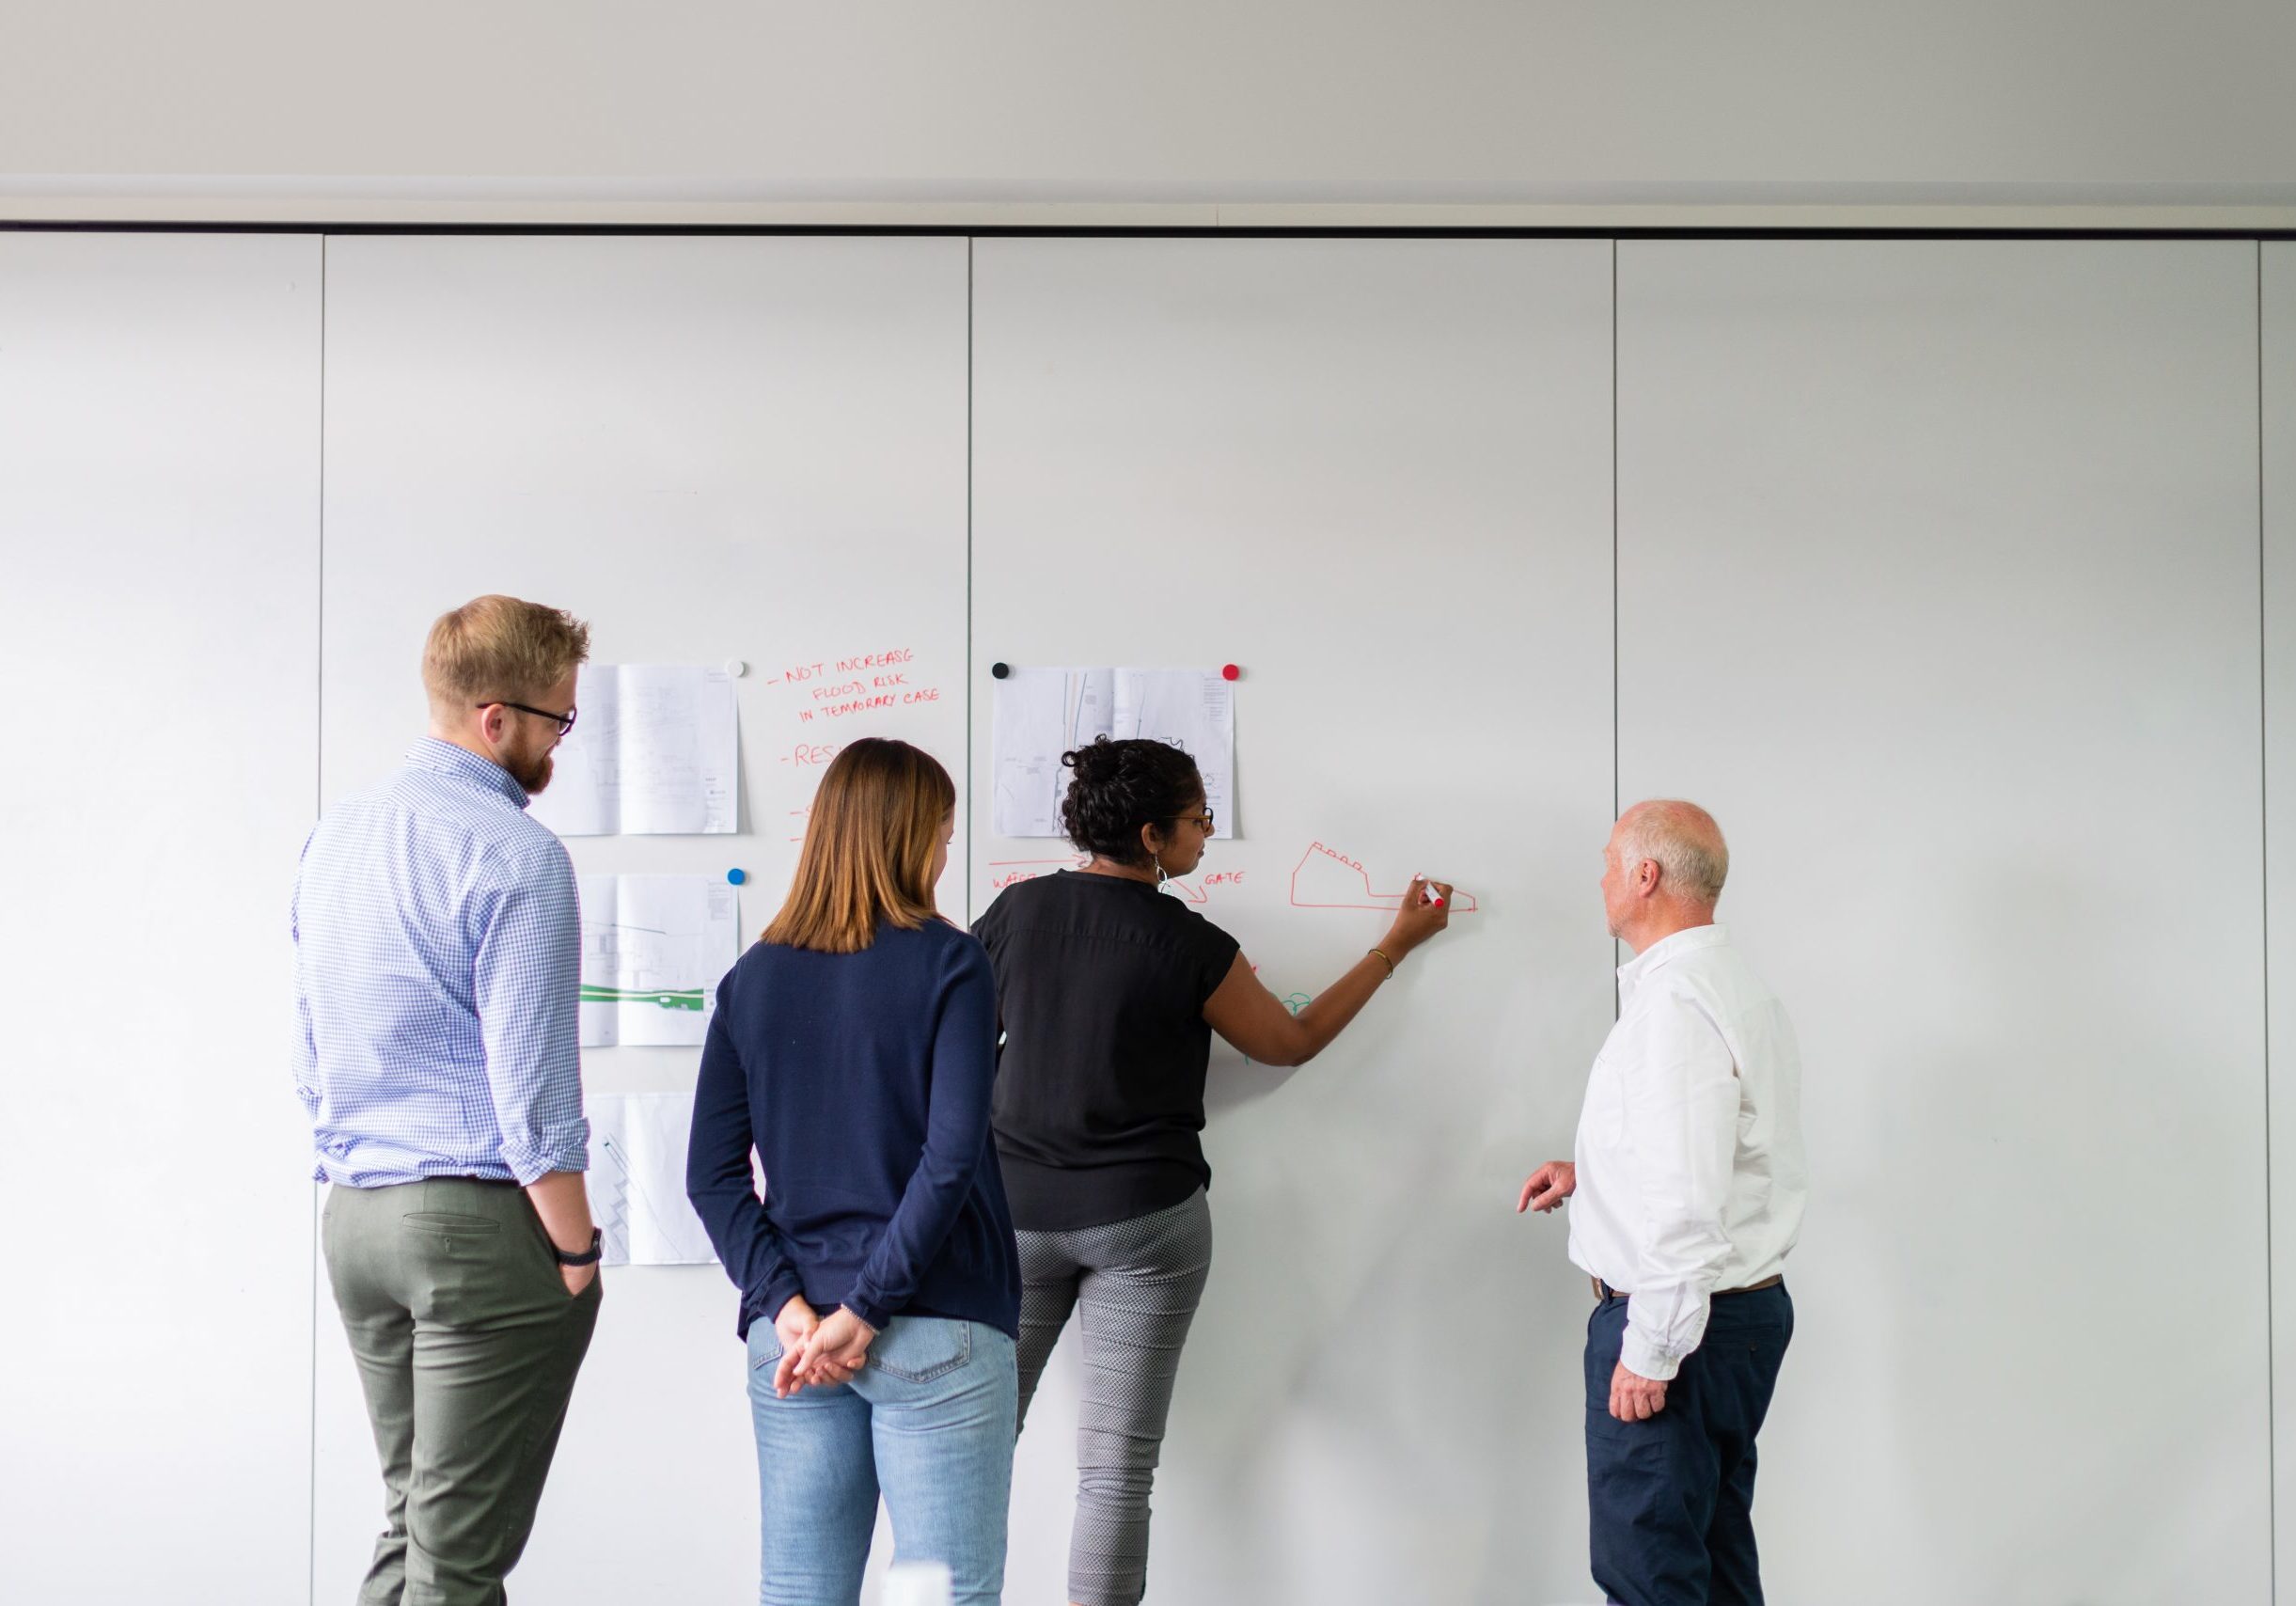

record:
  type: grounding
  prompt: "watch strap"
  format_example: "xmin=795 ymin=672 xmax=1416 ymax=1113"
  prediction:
xmin=554 ymin=1228 xmax=604 ymax=1267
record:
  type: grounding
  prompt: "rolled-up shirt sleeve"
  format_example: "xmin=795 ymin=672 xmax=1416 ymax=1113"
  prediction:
xmin=1620 ymin=992 xmax=1740 ymax=1381
xmin=471 ymin=843 xmax=589 ymax=1183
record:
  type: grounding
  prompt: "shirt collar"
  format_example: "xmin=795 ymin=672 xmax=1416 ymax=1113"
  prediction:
xmin=403 ymin=736 xmax=531 ymax=810
xmin=1617 ymin=922 xmax=1729 ymax=991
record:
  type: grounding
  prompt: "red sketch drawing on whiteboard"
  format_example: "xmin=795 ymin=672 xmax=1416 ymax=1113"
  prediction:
xmin=1289 ymin=842 xmax=1480 ymax=913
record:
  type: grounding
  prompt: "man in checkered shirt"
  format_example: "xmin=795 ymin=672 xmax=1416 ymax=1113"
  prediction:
xmin=294 ymin=594 xmax=601 ymax=1606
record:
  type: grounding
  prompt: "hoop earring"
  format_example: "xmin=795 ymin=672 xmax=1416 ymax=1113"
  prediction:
xmin=1154 ymin=854 xmax=1169 ymax=886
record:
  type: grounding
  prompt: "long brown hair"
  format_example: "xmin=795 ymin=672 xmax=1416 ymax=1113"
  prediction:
xmin=763 ymin=738 xmax=955 ymax=953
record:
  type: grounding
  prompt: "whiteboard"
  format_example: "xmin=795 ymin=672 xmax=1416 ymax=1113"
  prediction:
xmin=1618 ymin=240 xmax=2269 ymax=1604
xmin=5 ymin=228 xmax=2272 ymax=1606
xmin=313 ymin=235 xmax=970 ymax=1604
xmin=971 ymin=238 xmax=1618 ymax=1604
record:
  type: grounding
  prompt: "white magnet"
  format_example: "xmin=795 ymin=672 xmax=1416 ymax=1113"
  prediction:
xmin=724 ymin=659 xmax=747 ymax=678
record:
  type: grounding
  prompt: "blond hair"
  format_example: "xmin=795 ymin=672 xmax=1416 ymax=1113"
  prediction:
xmin=1615 ymin=799 xmax=1730 ymax=905
xmin=763 ymin=739 xmax=955 ymax=953
xmin=421 ymin=595 xmax=591 ymax=716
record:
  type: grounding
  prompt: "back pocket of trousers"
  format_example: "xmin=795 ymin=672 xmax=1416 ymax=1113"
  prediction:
xmin=870 ymin=1319 xmax=972 ymax=1383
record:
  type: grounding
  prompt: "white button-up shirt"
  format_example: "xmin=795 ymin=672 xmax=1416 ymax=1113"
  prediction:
xmin=1567 ymin=923 xmax=1807 ymax=1381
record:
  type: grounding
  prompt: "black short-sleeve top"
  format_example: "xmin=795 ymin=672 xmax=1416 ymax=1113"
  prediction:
xmin=971 ymin=871 xmax=1244 ymax=1232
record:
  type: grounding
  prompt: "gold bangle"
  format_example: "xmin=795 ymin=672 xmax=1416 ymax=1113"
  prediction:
xmin=1367 ymin=947 xmax=1396 ymax=979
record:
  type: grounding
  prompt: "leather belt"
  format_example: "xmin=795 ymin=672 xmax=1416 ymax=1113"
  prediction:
xmin=1592 ymin=1273 xmax=1783 ymax=1302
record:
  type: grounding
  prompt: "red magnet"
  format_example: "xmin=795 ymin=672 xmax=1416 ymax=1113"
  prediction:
xmin=1221 ymin=664 xmax=1240 ymax=681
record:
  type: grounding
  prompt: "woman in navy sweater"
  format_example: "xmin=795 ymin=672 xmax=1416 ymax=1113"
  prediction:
xmin=686 ymin=737 xmax=1019 ymax=1606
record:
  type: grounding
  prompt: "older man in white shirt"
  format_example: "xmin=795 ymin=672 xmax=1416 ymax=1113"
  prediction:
xmin=1519 ymin=800 xmax=1807 ymax=1606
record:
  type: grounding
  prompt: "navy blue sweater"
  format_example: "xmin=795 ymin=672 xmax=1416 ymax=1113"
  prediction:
xmin=685 ymin=919 xmax=1019 ymax=1340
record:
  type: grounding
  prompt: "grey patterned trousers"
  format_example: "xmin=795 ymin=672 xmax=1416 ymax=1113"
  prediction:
xmin=1014 ymin=1189 xmax=1214 ymax=1606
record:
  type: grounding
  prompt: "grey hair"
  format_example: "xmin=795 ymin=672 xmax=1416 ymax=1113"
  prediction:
xmin=1614 ymin=799 xmax=1729 ymax=905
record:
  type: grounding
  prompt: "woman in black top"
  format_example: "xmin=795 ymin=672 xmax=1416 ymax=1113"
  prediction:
xmin=970 ymin=737 xmax=1451 ymax=1606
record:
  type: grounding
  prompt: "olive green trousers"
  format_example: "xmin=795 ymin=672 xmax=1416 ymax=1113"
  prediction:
xmin=323 ymin=1178 xmax=601 ymax=1606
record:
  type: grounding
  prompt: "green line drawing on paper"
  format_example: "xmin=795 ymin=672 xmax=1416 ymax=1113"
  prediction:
xmin=580 ymin=984 xmax=707 ymax=1012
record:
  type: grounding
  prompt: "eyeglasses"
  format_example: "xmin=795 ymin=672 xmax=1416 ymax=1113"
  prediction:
xmin=1172 ymin=808 xmax=1216 ymax=833
xmin=478 ymin=700 xmax=578 ymax=737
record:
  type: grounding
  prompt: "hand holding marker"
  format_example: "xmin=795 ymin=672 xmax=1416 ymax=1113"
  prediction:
xmin=1376 ymin=874 xmax=1454 ymax=968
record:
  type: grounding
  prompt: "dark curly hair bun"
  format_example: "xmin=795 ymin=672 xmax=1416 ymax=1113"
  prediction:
xmin=1060 ymin=737 xmax=1203 ymax=865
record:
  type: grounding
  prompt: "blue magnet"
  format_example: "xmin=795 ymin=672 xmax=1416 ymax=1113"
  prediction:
xmin=726 ymin=868 xmax=747 ymax=886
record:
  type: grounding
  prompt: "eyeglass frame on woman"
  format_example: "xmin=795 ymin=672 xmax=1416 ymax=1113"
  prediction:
xmin=1171 ymin=807 xmax=1215 ymax=833
xmin=477 ymin=700 xmax=578 ymax=737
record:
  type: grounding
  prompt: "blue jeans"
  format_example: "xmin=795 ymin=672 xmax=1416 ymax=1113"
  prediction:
xmin=746 ymin=1315 xmax=1017 ymax=1606
xmin=1584 ymin=1283 xmax=1794 ymax=1606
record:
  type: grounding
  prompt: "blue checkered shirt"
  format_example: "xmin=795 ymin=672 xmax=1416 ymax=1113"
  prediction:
xmin=293 ymin=738 xmax=588 ymax=1187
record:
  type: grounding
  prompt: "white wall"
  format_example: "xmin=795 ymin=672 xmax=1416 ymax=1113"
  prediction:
xmin=6 ymin=229 xmax=2292 ymax=1604
xmin=1617 ymin=240 xmax=2269 ymax=1603
xmin=4 ymin=4 xmax=2296 ymax=207
xmin=2267 ymin=239 xmax=2296 ymax=1597
xmin=0 ymin=232 xmax=321 ymax=1604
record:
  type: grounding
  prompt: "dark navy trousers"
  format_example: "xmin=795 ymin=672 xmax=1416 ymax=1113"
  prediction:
xmin=1584 ymin=1283 xmax=1794 ymax=1606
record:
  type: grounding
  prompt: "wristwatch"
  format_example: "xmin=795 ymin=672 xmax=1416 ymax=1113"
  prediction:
xmin=555 ymin=1229 xmax=604 ymax=1267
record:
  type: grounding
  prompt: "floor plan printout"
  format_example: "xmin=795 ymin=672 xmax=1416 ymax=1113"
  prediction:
xmin=586 ymin=1092 xmax=718 ymax=1267
xmin=529 ymin=663 xmax=739 ymax=836
xmin=991 ymin=667 xmax=1234 ymax=838
xmin=577 ymin=874 xmax=743 ymax=1047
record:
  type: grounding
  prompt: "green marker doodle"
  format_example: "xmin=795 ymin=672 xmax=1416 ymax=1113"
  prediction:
xmin=580 ymin=984 xmax=706 ymax=1012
